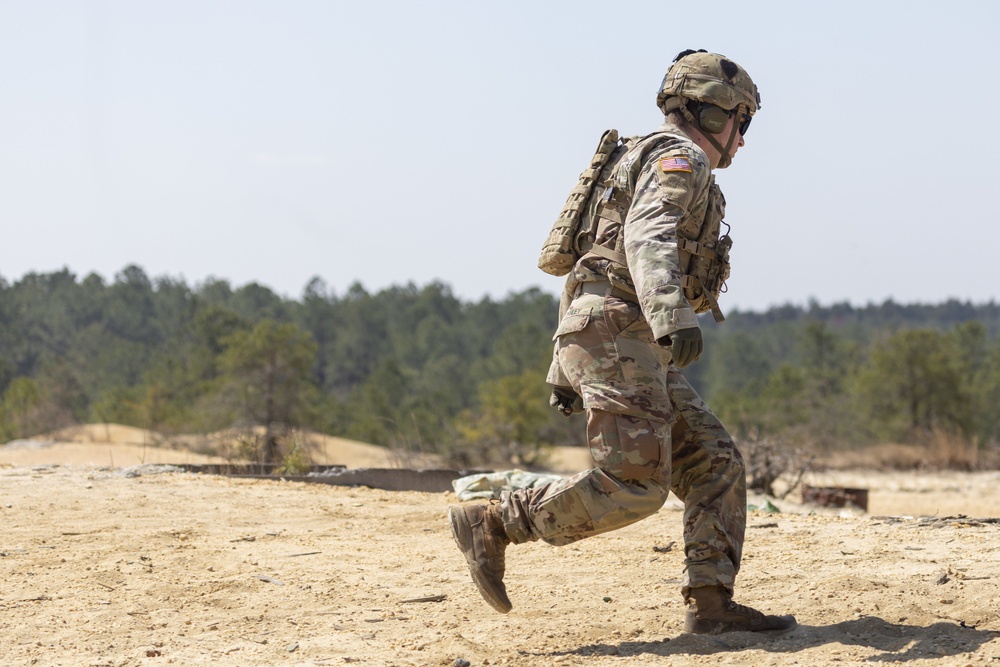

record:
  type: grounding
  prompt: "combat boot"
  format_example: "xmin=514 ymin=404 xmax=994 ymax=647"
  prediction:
xmin=448 ymin=503 xmax=512 ymax=613
xmin=685 ymin=586 xmax=797 ymax=634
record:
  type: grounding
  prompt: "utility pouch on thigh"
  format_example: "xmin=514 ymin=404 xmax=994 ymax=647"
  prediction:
xmin=552 ymin=306 xmax=592 ymax=340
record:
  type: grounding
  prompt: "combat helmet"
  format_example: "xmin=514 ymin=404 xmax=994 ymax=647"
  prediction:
xmin=656 ymin=49 xmax=761 ymax=168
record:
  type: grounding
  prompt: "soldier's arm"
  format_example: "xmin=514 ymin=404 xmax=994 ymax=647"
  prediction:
xmin=623 ymin=147 xmax=711 ymax=341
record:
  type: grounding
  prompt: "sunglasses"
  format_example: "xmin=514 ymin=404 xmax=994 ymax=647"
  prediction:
xmin=733 ymin=108 xmax=752 ymax=136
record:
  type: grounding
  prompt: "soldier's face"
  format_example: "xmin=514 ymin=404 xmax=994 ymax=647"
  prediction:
xmin=694 ymin=111 xmax=746 ymax=169
xmin=715 ymin=113 xmax=746 ymax=164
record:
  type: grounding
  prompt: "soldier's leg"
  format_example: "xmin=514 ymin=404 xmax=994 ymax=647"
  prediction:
xmin=666 ymin=371 xmax=797 ymax=633
xmin=502 ymin=294 xmax=674 ymax=545
xmin=501 ymin=407 xmax=670 ymax=546
xmin=449 ymin=405 xmax=671 ymax=614
xmin=666 ymin=369 xmax=746 ymax=597
xmin=450 ymin=293 xmax=673 ymax=612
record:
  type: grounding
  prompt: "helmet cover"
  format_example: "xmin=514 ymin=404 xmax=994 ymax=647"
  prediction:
xmin=657 ymin=50 xmax=760 ymax=116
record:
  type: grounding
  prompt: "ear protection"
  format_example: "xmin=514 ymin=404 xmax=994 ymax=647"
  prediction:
xmin=691 ymin=102 xmax=729 ymax=134
xmin=693 ymin=102 xmax=730 ymax=134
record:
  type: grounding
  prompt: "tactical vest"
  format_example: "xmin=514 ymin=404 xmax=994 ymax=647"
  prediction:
xmin=537 ymin=128 xmax=732 ymax=322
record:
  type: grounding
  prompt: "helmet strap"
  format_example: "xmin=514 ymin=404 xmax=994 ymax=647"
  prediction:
xmin=679 ymin=102 xmax=743 ymax=169
xmin=715 ymin=104 xmax=744 ymax=169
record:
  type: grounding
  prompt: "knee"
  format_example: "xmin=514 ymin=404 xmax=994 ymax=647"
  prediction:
xmin=591 ymin=466 xmax=671 ymax=519
xmin=724 ymin=440 xmax=746 ymax=479
xmin=694 ymin=438 xmax=746 ymax=490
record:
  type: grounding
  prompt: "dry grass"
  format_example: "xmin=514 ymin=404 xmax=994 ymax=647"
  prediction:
xmin=817 ymin=433 xmax=1000 ymax=472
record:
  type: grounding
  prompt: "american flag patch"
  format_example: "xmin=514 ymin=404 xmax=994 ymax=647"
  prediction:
xmin=659 ymin=156 xmax=691 ymax=173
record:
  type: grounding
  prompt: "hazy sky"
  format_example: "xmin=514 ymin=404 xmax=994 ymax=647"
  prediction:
xmin=2 ymin=1 xmax=998 ymax=311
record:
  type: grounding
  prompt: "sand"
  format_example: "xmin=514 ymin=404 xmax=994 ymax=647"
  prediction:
xmin=2 ymin=426 xmax=1000 ymax=666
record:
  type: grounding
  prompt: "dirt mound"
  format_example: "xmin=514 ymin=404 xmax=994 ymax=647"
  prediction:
xmin=40 ymin=423 xmax=160 ymax=446
xmin=2 ymin=423 xmax=445 ymax=471
xmin=3 ymin=423 xmax=596 ymax=474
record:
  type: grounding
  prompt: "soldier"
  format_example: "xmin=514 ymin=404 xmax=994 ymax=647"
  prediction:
xmin=449 ymin=49 xmax=796 ymax=634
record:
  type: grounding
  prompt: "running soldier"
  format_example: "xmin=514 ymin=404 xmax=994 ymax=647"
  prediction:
xmin=449 ymin=49 xmax=796 ymax=634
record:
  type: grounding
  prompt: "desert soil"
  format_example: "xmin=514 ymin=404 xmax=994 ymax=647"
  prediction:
xmin=2 ymin=425 xmax=1000 ymax=666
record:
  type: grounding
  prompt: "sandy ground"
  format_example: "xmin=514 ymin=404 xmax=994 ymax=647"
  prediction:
xmin=2 ymin=427 xmax=1000 ymax=666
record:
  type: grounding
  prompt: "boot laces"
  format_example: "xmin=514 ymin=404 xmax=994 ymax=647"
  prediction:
xmin=726 ymin=599 xmax=765 ymax=621
xmin=476 ymin=505 xmax=509 ymax=565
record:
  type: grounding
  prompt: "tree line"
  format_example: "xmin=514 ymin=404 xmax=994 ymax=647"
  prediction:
xmin=1 ymin=266 xmax=999 ymax=467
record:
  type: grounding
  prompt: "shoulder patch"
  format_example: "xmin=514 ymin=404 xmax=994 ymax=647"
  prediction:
xmin=659 ymin=156 xmax=691 ymax=173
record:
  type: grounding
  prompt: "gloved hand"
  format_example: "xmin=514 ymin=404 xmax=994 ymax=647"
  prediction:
xmin=658 ymin=327 xmax=704 ymax=368
xmin=549 ymin=385 xmax=584 ymax=417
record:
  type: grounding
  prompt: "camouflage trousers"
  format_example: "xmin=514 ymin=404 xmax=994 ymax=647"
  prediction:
xmin=500 ymin=293 xmax=746 ymax=596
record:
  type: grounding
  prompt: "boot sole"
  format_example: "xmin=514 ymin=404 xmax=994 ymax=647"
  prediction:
xmin=448 ymin=507 xmax=512 ymax=614
xmin=686 ymin=615 xmax=798 ymax=635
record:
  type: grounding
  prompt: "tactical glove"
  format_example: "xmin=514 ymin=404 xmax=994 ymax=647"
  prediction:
xmin=549 ymin=385 xmax=584 ymax=417
xmin=658 ymin=327 xmax=704 ymax=368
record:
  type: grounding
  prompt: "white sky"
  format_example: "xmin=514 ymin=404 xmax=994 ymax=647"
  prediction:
xmin=1 ymin=0 xmax=998 ymax=311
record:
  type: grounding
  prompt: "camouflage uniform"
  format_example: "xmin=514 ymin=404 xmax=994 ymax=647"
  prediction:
xmin=499 ymin=122 xmax=746 ymax=597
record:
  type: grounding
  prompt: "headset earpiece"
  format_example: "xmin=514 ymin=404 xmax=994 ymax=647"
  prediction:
xmin=695 ymin=103 xmax=730 ymax=134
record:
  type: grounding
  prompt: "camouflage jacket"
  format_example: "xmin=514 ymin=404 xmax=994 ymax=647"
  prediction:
xmin=565 ymin=121 xmax=721 ymax=341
